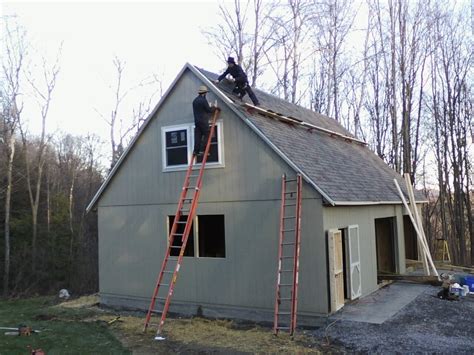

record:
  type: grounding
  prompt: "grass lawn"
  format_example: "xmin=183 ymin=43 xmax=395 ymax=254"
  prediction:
xmin=0 ymin=296 xmax=329 ymax=354
xmin=0 ymin=296 xmax=129 ymax=355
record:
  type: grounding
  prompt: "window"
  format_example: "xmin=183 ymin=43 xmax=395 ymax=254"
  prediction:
xmin=197 ymin=215 xmax=225 ymax=258
xmin=162 ymin=122 xmax=224 ymax=171
xmin=163 ymin=125 xmax=191 ymax=168
xmin=166 ymin=214 xmax=226 ymax=258
xmin=168 ymin=215 xmax=194 ymax=257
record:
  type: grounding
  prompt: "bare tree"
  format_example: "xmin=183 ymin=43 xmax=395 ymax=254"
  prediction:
xmin=1 ymin=19 xmax=26 ymax=297
xmin=204 ymin=0 xmax=277 ymax=86
xmin=267 ymin=0 xmax=313 ymax=103
xmin=19 ymin=48 xmax=61 ymax=272
xmin=310 ymin=0 xmax=356 ymax=121
xmin=427 ymin=1 xmax=473 ymax=265
xmin=97 ymin=56 xmax=162 ymax=170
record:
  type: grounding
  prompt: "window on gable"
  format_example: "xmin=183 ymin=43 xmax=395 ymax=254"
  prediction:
xmin=162 ymin=122 xmax=223 ymax=170
xmin=165 ymin=128 xmax=189 ymax=167
xmin=168 ymin=215 xmax=194 ymax=257
xmin=197 ymin=215 xmax=225 ymax=258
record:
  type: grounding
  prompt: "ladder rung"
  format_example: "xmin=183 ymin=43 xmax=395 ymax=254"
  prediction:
xmin=280 ymin=297 xmax=292 ymax=300
xmin=160 ymin=283 xmax=169 ymax=287
xmin=184 ymin=186 xmax=198 ymax=190
xmin=283 ymin=216 xmax=295 ymax=219
xmin=189 ymin=174 xmax=200 ymax=177
xmin=285 ymin=178 xmax=297 ymax=182
xmin=176 ymin=221 xmax=187 ymax=224
xmin=279 ymin=269 xmax=293 ymax=272
xmin=173 ymin=233 xmax=184 ymax=236
xmin=154 ymin=296 xmax=167 ymax=301
xmin=170 ymin=245 xmax=182 ymax=249
xmin=180 ymin=209 xmax=190 ymax=213
xmin=280 ymin=256 xmax=294 ymax=259
xmin=279 ymin=283 xmax=293 ymax=286
xmin=282 ymin=229 xmax=295 ymax=232
xmin=284 ymin=203 xmax=296 ymax=206
xmin=278 ymin=312 xmax=291 ymax=315
xmin=163 ymin=271 xmax=174 ymax=274
xmin=282 ymin=242 xmax=294 ymax=245
xmin=285 ymin=191 xmax=297 ymax=194
xmin=276 ymin=326 xmax=291 ymax=330
xmin=150 ymin=310 xmax=163 ymax=314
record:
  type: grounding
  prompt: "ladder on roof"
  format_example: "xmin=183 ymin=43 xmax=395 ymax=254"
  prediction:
xmin=143 ymin=109 xmax=221 ymax=339
xmin=273 ymin=174 xmax=302 ymax=337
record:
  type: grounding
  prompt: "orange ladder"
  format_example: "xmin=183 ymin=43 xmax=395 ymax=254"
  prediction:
xmin=273 ymin=174 xmax=302 ymax=336
xmin=143 ymin=109 xmax=220 ymax=339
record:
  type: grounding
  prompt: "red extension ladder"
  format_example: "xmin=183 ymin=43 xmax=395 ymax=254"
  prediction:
xmin=143 ymin=109 xmax=221 ymax=339
xmin=273 ymin=174 xmax=302 ymax=336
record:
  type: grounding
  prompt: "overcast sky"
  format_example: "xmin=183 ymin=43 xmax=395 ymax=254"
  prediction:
xmin=2 ymin=0 xmax=226 ymax=152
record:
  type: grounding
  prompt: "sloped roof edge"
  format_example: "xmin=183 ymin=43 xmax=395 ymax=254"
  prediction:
xmin=186 ymin=64 xmax=337 ymax=206
xmin=86 ymin=63 xmax=192 ymax=212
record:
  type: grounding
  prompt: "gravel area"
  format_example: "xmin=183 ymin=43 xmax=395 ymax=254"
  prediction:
xmin=312 ymin=285 xmax=474 ymax=354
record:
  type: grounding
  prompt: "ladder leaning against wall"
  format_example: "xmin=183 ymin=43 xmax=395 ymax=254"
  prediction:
xmin=273 ymin=174 xmax=303 ymax=337
xmin=143 ymin=108 xmax=221 ymax=340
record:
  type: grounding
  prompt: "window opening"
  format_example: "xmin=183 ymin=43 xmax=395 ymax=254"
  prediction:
xmin=197 ymin=215 xmax=225 ymax=258
xmin=168 ymin=215 xmax=194 ymax=257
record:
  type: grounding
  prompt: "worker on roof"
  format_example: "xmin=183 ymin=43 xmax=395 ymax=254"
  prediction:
xmin=214 ymin=56 xmax=260 ymax=106
xmin=192 ymin=85 xmax=220 ymax=157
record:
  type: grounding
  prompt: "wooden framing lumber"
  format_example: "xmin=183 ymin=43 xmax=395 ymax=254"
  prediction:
xmin=404 ymin=174 xmax=430 ymax=275
xmin=393 ymin=179 xmax=439 ymax=277
xmin=243 ymin=103 xmax=368 ymax=146
xmin=377 ymin=273 xmax=441 ymax=286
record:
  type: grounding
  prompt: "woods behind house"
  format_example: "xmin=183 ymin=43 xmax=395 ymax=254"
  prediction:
xmin=1 ymin=0 xmax=473 ymax=297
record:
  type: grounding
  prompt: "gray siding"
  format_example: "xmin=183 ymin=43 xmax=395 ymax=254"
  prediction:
xmin=97 ymin=69 xmax=329 ymax=318
xmin=322 ymin=205 xmax=406 ymax=299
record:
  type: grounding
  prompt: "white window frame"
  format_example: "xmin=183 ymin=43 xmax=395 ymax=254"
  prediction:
xmin=161 ymin=124 xmax=193 ymax=171
xmin=161 ymin=121 xmax=225 ymax=172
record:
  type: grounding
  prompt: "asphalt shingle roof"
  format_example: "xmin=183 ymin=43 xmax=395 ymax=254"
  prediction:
xmin=199 ymin=67 xmax=425 ymax=204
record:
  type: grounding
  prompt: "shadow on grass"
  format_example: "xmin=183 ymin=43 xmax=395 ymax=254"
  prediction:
xmin=0 ymin=297 xmax=129 ymax=354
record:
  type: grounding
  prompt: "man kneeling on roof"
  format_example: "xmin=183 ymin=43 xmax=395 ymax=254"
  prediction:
xmin=192 ymin=85 xmax=220 ymax=157
xmin=214 ymin=56 xmax=260 ymax=107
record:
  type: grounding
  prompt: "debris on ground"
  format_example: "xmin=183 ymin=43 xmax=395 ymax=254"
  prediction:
xmin=58 ymin=289 xmax=70 ymax=300
xmin=55 ymin=294 xmax=99 ymax=308
xmin=1 ymin=324 xmax=41 ymax=336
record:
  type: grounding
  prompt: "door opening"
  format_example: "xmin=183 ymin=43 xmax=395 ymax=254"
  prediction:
xmin=375 ymin=217 xmax=396 ymax=278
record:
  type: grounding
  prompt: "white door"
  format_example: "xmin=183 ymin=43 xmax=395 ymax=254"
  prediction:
xmin=346 ymin=225 xmax=362 ymax=299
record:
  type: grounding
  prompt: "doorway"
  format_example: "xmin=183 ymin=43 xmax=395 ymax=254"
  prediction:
xmin=403 ymin=215 xmax=418 ymax=260
xmin=375 ymin=217 xmax=396 ymax=275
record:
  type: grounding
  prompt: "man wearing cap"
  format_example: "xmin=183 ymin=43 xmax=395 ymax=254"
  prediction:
xmin=214 ymin=57 xmax=260 ymax=106
xmin=192 ymin=85 xmax=219 ymax=157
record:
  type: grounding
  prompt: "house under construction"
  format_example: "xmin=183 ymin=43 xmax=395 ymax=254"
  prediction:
xmin=86 ymin=63 xmax=426 ymax=326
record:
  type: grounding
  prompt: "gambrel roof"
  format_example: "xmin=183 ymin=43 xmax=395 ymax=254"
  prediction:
xmin=87 ymin=63 xmax=425 ymax=212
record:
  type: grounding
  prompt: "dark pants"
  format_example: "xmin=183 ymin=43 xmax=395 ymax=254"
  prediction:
xmin=193 ymin=119 xmax=210 ymax=155
xmin=234 ymin=77 xmax=260 ymax=106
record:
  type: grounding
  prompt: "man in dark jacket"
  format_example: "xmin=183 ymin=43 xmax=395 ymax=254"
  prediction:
xmin=215 ymin=57 xmax=260 ymax=106
xmin=192 ymin=85 xmax=219 ymax=156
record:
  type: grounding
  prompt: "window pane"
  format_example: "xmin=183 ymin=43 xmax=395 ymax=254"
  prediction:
xmin=168 ymin=215 xmax=194 ymax=257
xmin=196 ymin=128 xmax=219 ymax=164
xmin=198 ymin=215 xmax=225 ymax=258
xmin=166 ymin=130 xmax=187 ymax=147
xmin=165 ymin=129 xmax=188 ymax=166
xmin=167 ymin=147 xmax=188 ymax=166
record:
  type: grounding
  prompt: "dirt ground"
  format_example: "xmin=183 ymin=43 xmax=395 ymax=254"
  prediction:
xmin=56 ymin=286 xmax=474 ymax=353
xmin=312 ymin=285 xmax=474 ymax=353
